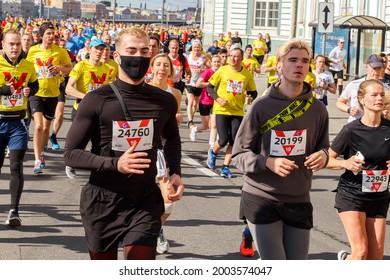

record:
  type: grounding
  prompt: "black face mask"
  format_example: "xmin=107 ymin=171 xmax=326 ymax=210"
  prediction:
xmin=119 ymin=55 xmax=150 ymax=80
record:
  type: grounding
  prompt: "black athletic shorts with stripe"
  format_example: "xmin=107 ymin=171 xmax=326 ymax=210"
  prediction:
xmin=80 ymin=182 xmax=164 ymax=253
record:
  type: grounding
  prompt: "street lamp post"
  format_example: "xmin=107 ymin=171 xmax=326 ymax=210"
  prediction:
xmin=161 ymin=0 xmax=166 ymax=25
xmin=200 ymin=0 xmax=205 ymax=29
xmin=39 ymin=0 xmax=43 ymax=18
xmin=113 ymin=0 xmax=116 ymax=24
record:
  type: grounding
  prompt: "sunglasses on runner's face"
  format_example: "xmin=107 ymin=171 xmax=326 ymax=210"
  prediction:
xmin=32 ymin=31 xmax=39 ymax=34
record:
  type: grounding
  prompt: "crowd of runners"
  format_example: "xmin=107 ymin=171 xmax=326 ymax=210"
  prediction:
xmin=0 ymin=15 xmax=389 ymax=260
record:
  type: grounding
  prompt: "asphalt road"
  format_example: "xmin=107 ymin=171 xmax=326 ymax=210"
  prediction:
xmin=0 ymin=74 xmax=389 ymax=260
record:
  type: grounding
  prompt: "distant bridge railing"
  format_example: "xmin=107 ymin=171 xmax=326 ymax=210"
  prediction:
xmin=105 ymin=18 xmax=200 ymax=26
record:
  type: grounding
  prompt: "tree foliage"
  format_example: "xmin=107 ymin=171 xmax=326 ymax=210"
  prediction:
xmin=100 ymin=1 xmax=111 ymax=7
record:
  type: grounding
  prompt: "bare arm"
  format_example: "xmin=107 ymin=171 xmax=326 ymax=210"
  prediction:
xmin=196 ymin=77 xmax=208 ymax=88
xmin=59 ymin=63 xmax=73 ymax=76
xmin=172 ymin=88 xmax=183 ymax=125
xmin=65 ymin=76 xmax=86 ymax=100
xmin=184 ymin=66 xmax=191 ymax=83
xmin=336 ymin=96 xmax=359 ymax=117
xmin=326 ymin=148 xmax=364 ymax=173
xmin=265 ymin=65 xmax=277 ymax=73
xmin=336 ymin=96 xmax=350 ymax=113
xmin=327 ymin=82 xmax=337 ymax=95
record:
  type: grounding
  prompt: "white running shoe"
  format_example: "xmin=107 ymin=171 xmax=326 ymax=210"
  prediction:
xmin=190 ymin=125 xmax=197 ymax=141
xmin=337 ymin=250 xmax=349 ymax=260
xmin=156 ymin=229 xmax=169 ymax=254
xmin=65 ymin=166 xmax=76 ymax=179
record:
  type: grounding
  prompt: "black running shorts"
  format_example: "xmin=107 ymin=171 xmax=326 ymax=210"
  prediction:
xmin=199 ymin=103 xmax=213 ymax=116
xmin=240 ymin=191 xmax=313 ymax=230
xmin=186 ymin=86 xmax=202 ymax=97
xmin=58 ymin=80 xmax=67 ymax=103
xmin=28 ymin=96 xmax=58 ymax=120
xmin=335 ymin=192 xmax=390 ymax=218
xmin=330 ymin=69 xmax=344 ymax=80
xmin=80 ymin=183 xmax=164 ymax=253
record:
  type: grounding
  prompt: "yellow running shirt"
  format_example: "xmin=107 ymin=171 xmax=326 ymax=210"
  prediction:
xmin=106 ymin=59 xmax=118 ymax=82
xmin=265 ymin=55 xmax=278 ymax=84
xmin=69 ymin=60 xmax=111 ymax=110
xmin=209 ymin=65 xmax=256 ymax=116
xmin=252 ymin=39 xmax=267 ymax=56
xmin=242 ymin=57 xmax=260 ymax=77
xmin=0 ymin=56 xmax=37 ymax=112
xmin=217 ymin=39 xmax=226 ymax=48
xmin=27 ymin=44 xmax=71 ymax=98
xmin=304 ymin=71 xmax=316 ymax=93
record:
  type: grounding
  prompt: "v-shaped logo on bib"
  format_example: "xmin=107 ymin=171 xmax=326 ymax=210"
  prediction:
xmin=282 ymin=145 xmax=295 ymax=156
xmin=112 ymin=120 xmax=153 ymax=152
xmin=126 ymin=138 xmax=141 ymax=149
xmin=9 ymin=99 xmax=17 ymax=107
xmin=371 ymin=182 xmax=383 ymax=192
xmin=227 ymin=80 xmax=243 ymax=97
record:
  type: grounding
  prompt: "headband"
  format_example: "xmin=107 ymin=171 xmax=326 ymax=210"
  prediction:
xmin=39 ymin=23 xmax=55 ymax=37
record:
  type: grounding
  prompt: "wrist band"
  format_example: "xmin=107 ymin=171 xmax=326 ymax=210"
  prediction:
xmin=321 ymin=148 xmax=329 ymax=168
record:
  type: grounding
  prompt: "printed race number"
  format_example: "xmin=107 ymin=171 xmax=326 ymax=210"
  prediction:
xmin=274 ymin=136 xmax=303 ymax=146
xmin=117 ymin=127 xmax=150 ymax=138
xmin=112 ymin=119 xmax=153 ymax=152
xmin=362 ymin=170 xmax=389 ymax=192
xmin=1 ymin=92 xmax=23 ymax=107
xmin=270 ymin=129 xmax=307 ymax=156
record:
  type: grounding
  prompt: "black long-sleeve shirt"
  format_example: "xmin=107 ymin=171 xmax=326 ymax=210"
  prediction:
xmin=64 ymin=79 xmax=182 ymax=196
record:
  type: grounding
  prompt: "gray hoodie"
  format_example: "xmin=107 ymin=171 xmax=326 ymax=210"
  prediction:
xmin=232 ymin=81 xmax=329 ymax=203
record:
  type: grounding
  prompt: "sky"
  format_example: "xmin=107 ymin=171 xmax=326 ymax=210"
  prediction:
xmin=92 ymin=0 xmax=198 ymax=11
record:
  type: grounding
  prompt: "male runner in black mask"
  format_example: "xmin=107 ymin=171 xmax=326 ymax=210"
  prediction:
xmin=64 ymin=27 xmax=184 ymax=260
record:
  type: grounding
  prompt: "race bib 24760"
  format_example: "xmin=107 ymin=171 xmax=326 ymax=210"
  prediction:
xmin=112 ymin=119 xmax=153 ymax=152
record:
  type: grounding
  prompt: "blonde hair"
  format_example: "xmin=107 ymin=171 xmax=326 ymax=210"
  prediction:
xmin=276 ymin=38 xmax=312 ymax=62
xmin=357 ymin=79 xmax=384 ymax=102
xmin=2 ymin=28 xmax=21 ymax=42
xmin=22 ymin=32 xmax=33 ymax=39
xmin=151 ymin=53 xmax=174 ymax=79
xmin=203 ymin=52 xmax=212 ymax=68
xmin=115 ymin=27 xmax=149 ymax=49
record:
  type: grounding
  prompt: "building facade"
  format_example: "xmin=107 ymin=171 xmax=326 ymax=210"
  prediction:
xmin=203 ymin=0 xmax=390 ymax=77
xmin=63 ymin=0 xmax=81 ymax=19
xmin=2 ymin=0 xmax=34 ymax=18
xmin=204 ymin=0 xmax=389 ymax=46
xmin=80 ymin=2 xmax=108 ymax=19
xmin=1 ymin=0 xmax=106 ymax=19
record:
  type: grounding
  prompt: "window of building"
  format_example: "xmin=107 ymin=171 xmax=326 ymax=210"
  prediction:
xmin=254 ymin=0 xmax=279 ymax=27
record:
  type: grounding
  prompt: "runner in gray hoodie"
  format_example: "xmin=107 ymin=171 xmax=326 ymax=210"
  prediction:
xmin=232 ymin=38 xmax=329 ymax=260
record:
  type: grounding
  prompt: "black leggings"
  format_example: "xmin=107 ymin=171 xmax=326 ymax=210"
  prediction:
xmin=254 ymin=55 xmax=265 ymax=65
xmin=215 ymin=115 xmax=243 ymax=147
xmin=0 ymin=150 xmax=25 ymax=211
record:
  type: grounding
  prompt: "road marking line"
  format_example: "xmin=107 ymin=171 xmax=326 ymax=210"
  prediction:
xmin=182 ymin=152 xmax=223 ymax=179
